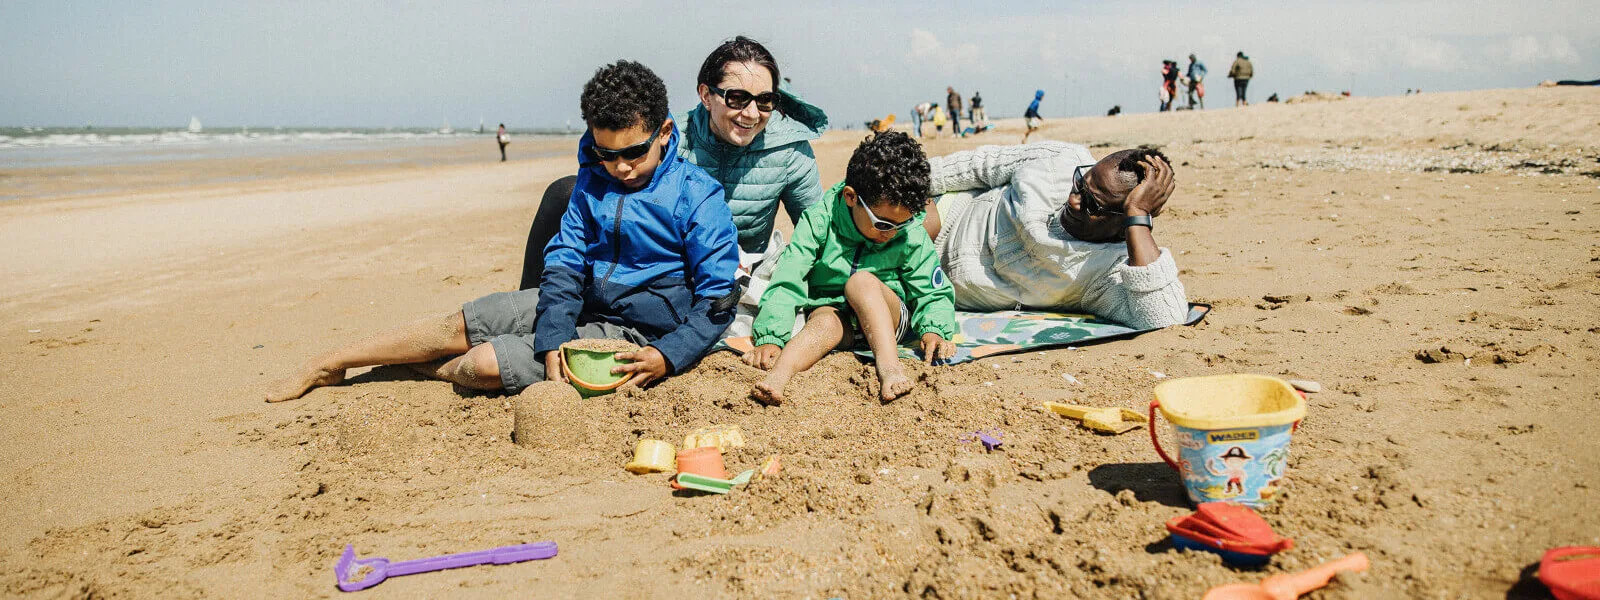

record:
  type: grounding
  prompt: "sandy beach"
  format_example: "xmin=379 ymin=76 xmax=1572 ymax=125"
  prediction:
xmin=2 ymin=87 xmax=1597 ymax=598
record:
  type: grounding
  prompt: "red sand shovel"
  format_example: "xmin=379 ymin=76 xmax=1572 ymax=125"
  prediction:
xmin=1203 ymin=553 xmax=1369 ymax=600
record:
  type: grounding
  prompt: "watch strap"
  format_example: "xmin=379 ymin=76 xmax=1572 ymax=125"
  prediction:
xmin=1123 ymin=215 xmax=1154 ymax=230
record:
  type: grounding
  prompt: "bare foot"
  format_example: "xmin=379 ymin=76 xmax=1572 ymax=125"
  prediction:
xmin=264 ymin=365 xmax=346 ymax=403
xmin=877 ymin=363 xmax=912 ymax=402
xmin=751 ymin=373 xmax=790 ymax=406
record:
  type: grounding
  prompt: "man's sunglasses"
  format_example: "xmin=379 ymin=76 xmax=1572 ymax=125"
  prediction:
xmin=859 ymin=199 xmax=912 ymax=232
xmin=1073 ymin=164 xmax=1123 ymax=216
xmin=585 ymin=127 xmax=661 ymax=163
xmin=708 ymin=85 xmax=779 ymax=113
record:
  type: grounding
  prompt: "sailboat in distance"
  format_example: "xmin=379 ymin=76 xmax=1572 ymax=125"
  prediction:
xmin=188 ymin=116 xmax=202 ymax=133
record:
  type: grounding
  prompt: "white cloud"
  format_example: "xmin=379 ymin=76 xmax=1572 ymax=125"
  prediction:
xmin=1488 ymin=34 xmax=1581 ymax=65
xmin=909 ymin=29 xmax=941 ymax=59
xmin=1398 ymin=37 xmax=1461 ymax=71
xmin=905 ymin=28 xmax=980 ymax=70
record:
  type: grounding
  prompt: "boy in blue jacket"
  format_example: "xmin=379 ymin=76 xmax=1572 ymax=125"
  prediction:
xmin=266 ymin=61 xmax=739 ymax=402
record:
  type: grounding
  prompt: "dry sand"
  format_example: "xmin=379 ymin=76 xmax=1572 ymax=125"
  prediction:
xmin=2 ymin=87 xmax=1598 ymax=598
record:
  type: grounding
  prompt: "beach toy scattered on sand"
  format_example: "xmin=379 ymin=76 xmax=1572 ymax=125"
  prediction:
xmin=759 ymin=455 xmax=782 ymax=478
xmin=333 ymin=541 xmax=558 ymax=592
xmin=560 ymin=339 xmax=638 ymax=397
xmin=682 ymin=424 xmax=746 ymax=453
xmin=1150 ymin=374 xmax=1306 ymax=507
xmin=961 ymin=429 xmax=1003 ymax=451
xmin=1045 ymin=402 xmax=1146 ymax=434
xmin=674 ymin=446 xmax=728 ymax=480
xmin=1203 ymin=552 xmax=1368 ymax=600
xmin=1540 ymin=546 xmax=1600 ymax=600
xmin=623 ymin=439 xmax=676 ymax=474
xmin=1166 ymin=502 xmax=1294 ymax=566
xmin=674 ymin=469 xmax=756 ymax=494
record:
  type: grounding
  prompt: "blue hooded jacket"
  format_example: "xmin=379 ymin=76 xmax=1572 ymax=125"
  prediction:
xmin=533 ymin=127 xmax=740 ymax=373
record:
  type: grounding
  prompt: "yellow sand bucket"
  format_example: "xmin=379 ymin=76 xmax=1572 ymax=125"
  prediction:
xmin=1149 ymin=374 xmax=1305 ymax=507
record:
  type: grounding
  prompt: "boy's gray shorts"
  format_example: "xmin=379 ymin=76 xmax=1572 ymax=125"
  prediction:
xmin=462 ymin=289 xmax=649 ymax=395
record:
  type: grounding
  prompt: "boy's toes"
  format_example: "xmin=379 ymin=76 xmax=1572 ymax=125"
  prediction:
xmin=751 ymin=381 xmax=784 ymax=406
xmin=879 ymin=372 xmax=913 ymax=402
xmin=264 ymin=367 xmax=344 ymax=403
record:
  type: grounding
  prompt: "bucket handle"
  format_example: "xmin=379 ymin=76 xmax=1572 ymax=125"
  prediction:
xmin=1149 ymin=399 xmax=1180 ymax=471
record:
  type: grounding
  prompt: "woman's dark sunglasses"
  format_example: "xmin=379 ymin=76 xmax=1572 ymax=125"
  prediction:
xmin=586 ymin=127 xmax=661 ymax=163
xmin=708 ymin=85 xmax=778 ymax=112
xmin=1073 ymin=164 xmax=1123 ymax=216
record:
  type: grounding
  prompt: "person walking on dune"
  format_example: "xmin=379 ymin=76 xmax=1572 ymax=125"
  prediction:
xmin=912 ymin=101 xmax=933 ymax=138
xmin=1185 ymin=54 xmax=1207 ymax=110
xmin=1228 ymin=51 xmax=1253 ymax=107
xmin=496 ymin=123 xmax=510 ymax=161
xmin=946 ymin=87 xmax=964 ymax=137
xmin=1022 ymin=90 xmax=1045 ymax=143
xmin=1160 ymin=60 xmax=1179 ymax=112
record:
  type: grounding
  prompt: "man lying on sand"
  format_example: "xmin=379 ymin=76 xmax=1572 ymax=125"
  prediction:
xmin=266 ymin=60 xmax=738 ymax=402
xmin=743 ymin=132 xmax=956 ymax=405
xmin=921 ymin=142 xmax=1188 ymax=329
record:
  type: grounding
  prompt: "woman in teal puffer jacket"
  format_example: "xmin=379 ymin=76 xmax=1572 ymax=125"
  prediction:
xmin=520 ymin=36 xmax=828 ymax=289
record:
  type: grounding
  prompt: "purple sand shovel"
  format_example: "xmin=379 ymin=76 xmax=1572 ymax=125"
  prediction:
xmin=333 ymin=541 xmax=558 ymax=592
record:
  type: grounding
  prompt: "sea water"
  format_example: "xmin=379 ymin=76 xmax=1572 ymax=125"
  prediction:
xmin=0 ymin=126 xmax=573 ymax=169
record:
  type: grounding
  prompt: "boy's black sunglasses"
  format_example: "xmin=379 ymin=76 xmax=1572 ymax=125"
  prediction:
xmin=585 ymin=127 xmax=661 ymax=163
xmin=708 ymin=85 xmax=779 ymax=113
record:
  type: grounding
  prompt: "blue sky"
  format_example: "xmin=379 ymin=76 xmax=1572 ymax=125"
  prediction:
xmin=2 ymin=0 xmax=1594 ymax=128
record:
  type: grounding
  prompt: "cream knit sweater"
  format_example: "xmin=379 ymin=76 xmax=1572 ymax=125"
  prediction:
xmin=930 ymin=142 xmax=1189 ymax=329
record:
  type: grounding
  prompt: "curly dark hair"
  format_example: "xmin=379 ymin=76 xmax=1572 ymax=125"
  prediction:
xmin=697 ymin=36 xmax=780 ymax=90
xmin=845 ymin=131 xmax=930 ymax=213
xmin=580 ymin=60 xmax=669 ymax=132
xmin=1104 ymin=147 xmax=1172 ymax=183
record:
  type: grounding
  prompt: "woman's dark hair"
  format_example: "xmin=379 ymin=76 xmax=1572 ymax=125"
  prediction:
xmin=845 ymin=131 xmax=930 ymax=212
xmin=697 ymin=36 xmax=781 ymax=91
xmin=580 ymin=60 xmax=669 ymax=132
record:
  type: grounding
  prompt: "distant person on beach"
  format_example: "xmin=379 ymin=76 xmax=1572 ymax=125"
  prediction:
xmin=497 ymin=124 xmax=510 ymax=162
xmin=1160 ymin=60 xmax=1179 ymax=112
xmin=969 ymin=91 xmax=986 ymax=129
xmin=1228 ymin=51 xmax=1253 ymax=107
xmin=912 ymin=101 xmax=933 ymax=138
xmin=1185 ymin=54 xmax=1207 ymax=110
xmin=946 ymin=87 xmax=964 ymax=136
xmin=1022 ymin=90 xmax=1045 ymax=143
xmin=518 ymin=37 xmax=827 ymax=339
xmin=918 ymin=142 xmax=1188 ymax=329
xmin=266 ymin=61 xmax=739 ymax=402
xmin=743 ymin=132 xmax=955 ymax=404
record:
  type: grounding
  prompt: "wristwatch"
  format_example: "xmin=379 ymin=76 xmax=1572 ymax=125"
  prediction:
xmin=1123 ymin=215 xmax=1154 ymax=230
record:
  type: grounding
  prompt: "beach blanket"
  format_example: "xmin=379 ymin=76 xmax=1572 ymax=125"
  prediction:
xmin=721 ymin=303 xmax=1210 ymax=365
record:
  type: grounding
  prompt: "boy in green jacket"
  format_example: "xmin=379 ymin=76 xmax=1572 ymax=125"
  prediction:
xmin=744 ymin=132 xmax=956 ymax=404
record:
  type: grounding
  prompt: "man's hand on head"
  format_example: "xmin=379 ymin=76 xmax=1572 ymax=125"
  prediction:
xmin=1123 ymin=155 xmax=1175 ymax=217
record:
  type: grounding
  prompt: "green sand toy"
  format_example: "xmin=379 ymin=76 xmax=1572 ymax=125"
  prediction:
xmin=673 ymin=470 xmax=755 ymax=495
